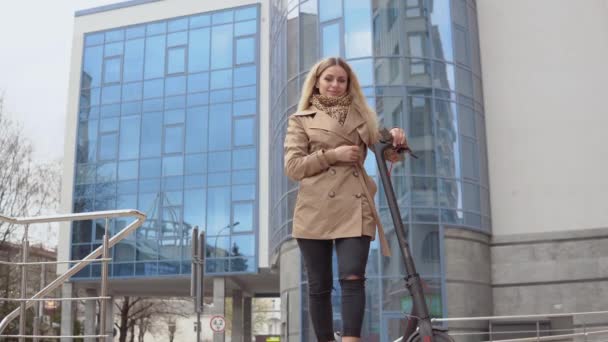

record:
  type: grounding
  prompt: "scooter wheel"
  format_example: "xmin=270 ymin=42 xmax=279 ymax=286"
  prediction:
xmin=406 ymin=329 xmax=454 ymax=342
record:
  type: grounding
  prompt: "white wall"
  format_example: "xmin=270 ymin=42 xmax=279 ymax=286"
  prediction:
xmin=477 ymin=0 xmax=608 ymax=236
xmin=59 ymin=0 xmax=270 ymax=274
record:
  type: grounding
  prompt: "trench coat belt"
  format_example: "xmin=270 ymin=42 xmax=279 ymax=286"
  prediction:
xmin=352 ymin=163 xmax=392 ymax=257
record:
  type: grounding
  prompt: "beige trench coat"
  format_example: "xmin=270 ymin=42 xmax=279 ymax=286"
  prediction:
xmin=284 ymin=105 xmax=391 ymax=256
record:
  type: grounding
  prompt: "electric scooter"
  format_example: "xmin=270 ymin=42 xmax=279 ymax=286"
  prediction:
xmin=371 ymin=129 xmax=454 ymax=342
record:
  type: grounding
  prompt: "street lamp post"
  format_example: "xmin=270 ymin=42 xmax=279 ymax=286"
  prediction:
xmin=213 ymin=222 xmax=240 ymax=257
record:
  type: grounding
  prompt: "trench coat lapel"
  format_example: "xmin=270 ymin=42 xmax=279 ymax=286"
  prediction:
xmin=309 ymin=106 xmax=366 ymax=145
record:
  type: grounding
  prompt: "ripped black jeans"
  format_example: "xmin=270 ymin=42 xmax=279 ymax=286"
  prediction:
xmin=297 ymin=236 xmax=371 ymax=341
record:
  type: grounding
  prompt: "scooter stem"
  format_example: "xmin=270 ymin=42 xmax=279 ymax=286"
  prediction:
xmin=371 ymin=128 xmax=434 ymax=342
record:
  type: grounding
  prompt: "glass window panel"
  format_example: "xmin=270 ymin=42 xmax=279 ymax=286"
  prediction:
xmin=234 ymin=118 xmax=255 ymax=146
xmin=210 ymin=237 xmax=230 ymax=258
xmin=184 ymin=189 xmax=205 ymax=231
xmin=164 ymin=125 xmax=184 ymax=154
xmin=105 ymin=29 xmax=124 ymax=43
xmin=234 ymin=86 xmax=256 ymax=100
xmin=188 ymin=72 xmax=209 ymax=93
xmin=100 ymin=103 xmax=120 ymax=118
xmin=208 ymin=151 xmax=231 ymax=172
xmin=344 ymin=0 xmax=372 ymax=58
xmin=210 ymin=89 xmax=232 ymax=103
xmin=211 ymin=69 xmax=233 ymax=90
xmin=234 ymin=100 xmax=256 ymax=116
xmin=100 ymin=118 xmax=119 ymax=133
xmin=162 ymin=176 xmax=183 ymax=191
xmin=83 ymin=46 xmax=103 ymax=88
xmin=319 ymin=0 xmax=342 ymax=22
xmin=411 ymin=176 xmax=437 ymax=206
xmin=300 ymin=0 xmax=319 ymax=71
xmin=184 ymin=175 xmax=206 ymax=188
xmin=143 ymin=98 xmax=163 ymax=112
xmin=185 ymin=154 xmax=206 ymax=174
xmin=430 ymin=0 xmax=453 ymax=62
xmin=126 ymin=25 xmax=145 ymax=39
xmin=143 ymin=79 xmax=164 ymax=99
xmin=372 ymin=0 xmax=399 ymax=56
xmin=232 ymin=185 xmax=255 ymax=201
xmin=118 ymin=160 xmax=138 ymax=180
xmin=122 ymin=82 xmax=142 ymax=102
xmin=139 ymin=178 xmax=160 ymax=193
xmin=117 ymin=181 xmax=137 ymax=194
xmin=408 ymin=34 xmax=424 ymax=58
xmin=463 ymin=182 xmax=480 ymax=212
xmin=234 ymin=65 xmax=256 ymax=87
xmin=104 ymin=42 xmax=123 ymax=57
xmin=189 ymin=28 xmax=210 ymax=72
xmin=235 ymin=7 xmax=257 ymax=21
xmin=461 ymin=137 xmax=479 ymax=180
xmin=374 ymin=58 xmax=402 ymax=85
xmin=99 ymin=133 xmax=118 ymax=160
xmin=188 ymin=92 xmax=209 ymax=107
xmin=101 ymin=85 xmax=121 ymax=104
xmin=168 ymin=18 xmax=188 ymax=32
xmin=97 ymin=162 xmax=117 ymax=182
xmin=83 ymin=88 xmax=101 ymax=108
xmin=212 ymin=10 xmax=233 ymax=24
xmin=349 ymin=59 xmax=373 ymax=86
xmin=206 ymin=187 xmax=230 ymax=236
xmin=167 ymin=47 xmax=186 ymax=74
xmin=208 ymin=172 xmax=231 ymax=186
xmin=209 ymin=104 xmax=231 ymax=150
xmin=119 ymin=116 xmax=140 ymax=160
xmin=139 ymin=158 xmax=161 ymax=179
xmin=231 ymin=235 xmax=254 ymax=257
xmin=72 ymin=221 xmax=93 ymax=244
xmin=211 ymin=24 xmax=233 ymax=70
xmin=77 ymin=120 xmax=97 ymax=163
xmin=164 ymin=191 xmax=183 ymax=206
xmin=455 ymin=66 xmax=473 ymax=97
xmin=411 ymin=225 xmax=441 ymax=275
xmin=85 ymin=33 xmax=104 ymax=46
xmin=232 ymin=148 xmax=256 ymax=170
xmin=141 ymin=112 xmax=162 ymax=157
xmin=454 ymin=27 xmax=469 ymax=65
xmin=235 ymin=20 xmax=256 ymax=36
xmin=165 ymin=95 xmax=185 ymax=109
xmin=321 ymin=23 xmax=340 ymax=58
xmin=164 ymin=76 xmax=185 ymax=96
xmin=236 ymin=37 xmax=255 ymax=64
xmin=164 ymin=109 xmax=185 ymax=125
xmin=232 ymin=170 xmax=255 ymax=184
xmin=163 ymin=155 xmax=183 ymax=176
xmin=458 ymin=104 xmax=475 ymax=137
xmin=233 ymin=202 xmax=253 ymax=232
xmin=186 ymin=106 xmax=208 ymax=153
xmin=123 ymin=38 xmax=144 ymax=82
xmin=190 ymin=14 xmax=210 ymax=28
xmin=146 ymin=22 xmax=166 ymax=36
xmin=144 ymin=36 xmax=166 ymax=79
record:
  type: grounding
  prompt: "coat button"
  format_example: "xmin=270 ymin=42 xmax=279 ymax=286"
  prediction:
xmin=329 ymin=191 xmax=335 ymax=198
xmin=330 ymin=168 xmax=336 ymax=175
xmin=353 ymin=171 xmax=359 ymax=177
xmin=355 ymin=193 xmax=362 ymax=198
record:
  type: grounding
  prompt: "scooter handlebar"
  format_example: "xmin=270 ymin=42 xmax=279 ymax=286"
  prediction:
xmin=376 ymin=128 xmax=418 ymax=159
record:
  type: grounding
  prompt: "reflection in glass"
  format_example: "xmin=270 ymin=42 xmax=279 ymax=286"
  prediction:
xmin=211 ymin=24 xmax=233 ymax=70
xmin=319 ymin=0 xmax=341 ymax=22
xmin=321 ymin=23 xmax=340 ymax=58
xmin=189 ymin=28 xmax=210 ymax=72
xmin=344 ymin=0 xmax=372 ymax=58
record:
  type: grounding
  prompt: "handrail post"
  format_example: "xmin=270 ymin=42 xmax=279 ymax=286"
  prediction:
xmin=99 ymin=218 xmax=111 ymax=341
xmin=19 ymin=224 xmax=30 ymax=342
xmin=33 ymin=263 xmax=46 ymax=342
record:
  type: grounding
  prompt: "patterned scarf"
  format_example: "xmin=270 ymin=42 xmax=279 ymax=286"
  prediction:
xmin=311 ymin=93 xmax=352 ymax=126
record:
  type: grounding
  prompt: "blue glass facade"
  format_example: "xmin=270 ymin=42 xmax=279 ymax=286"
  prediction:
xmin=72 ymin=5 xmax=260 ymax=278
xmin=269 ymin=0 xmax=488 ymax=341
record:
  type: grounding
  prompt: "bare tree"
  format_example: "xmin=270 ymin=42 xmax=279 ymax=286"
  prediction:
xmin=113 ymin=296 xmax=190 ymax=342
xmin=0 ymin=94 xmax=62 ymax=332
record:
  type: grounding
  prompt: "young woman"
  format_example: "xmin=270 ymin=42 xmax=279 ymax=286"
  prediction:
xmin=284 ymin=57 xmax=408 ymax=342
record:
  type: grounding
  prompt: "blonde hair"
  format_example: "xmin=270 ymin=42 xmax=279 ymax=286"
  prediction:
xmin=297 ymin=57 xmax=379 ymax=144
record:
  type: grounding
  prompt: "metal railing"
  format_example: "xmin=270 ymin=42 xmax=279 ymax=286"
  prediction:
xmin=430 ymin=310 xmax=608 ymax=342
xmin=0 ymin=209 xmax=146 ymax=341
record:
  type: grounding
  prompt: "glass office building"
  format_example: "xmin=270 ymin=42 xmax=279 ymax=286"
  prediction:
xmin=71 ymin=5 xmax=261 ymax=278
xmin=268 ymin=0 xmax=489 ymax=340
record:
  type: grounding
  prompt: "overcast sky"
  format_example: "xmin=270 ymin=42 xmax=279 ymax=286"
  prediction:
xmin=0 ymin=1 xmax=120 ymax=163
